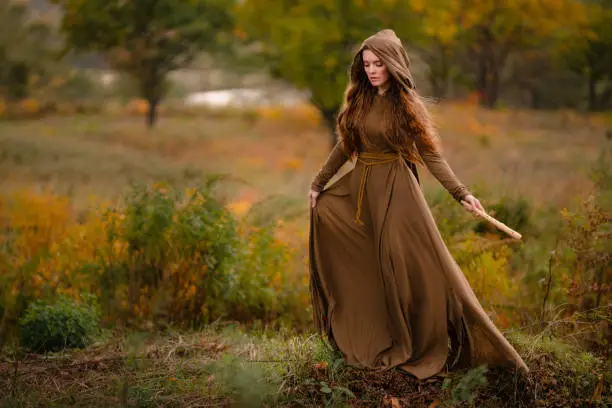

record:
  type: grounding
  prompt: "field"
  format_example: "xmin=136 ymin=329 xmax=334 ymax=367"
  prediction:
xmin=1 ymin=104 xmax=607 ymax=209
xmin=0 ymin=102 xmax=610 ymax=407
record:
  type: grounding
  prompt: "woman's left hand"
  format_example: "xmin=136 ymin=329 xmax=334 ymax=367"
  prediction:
xmin=461 ymin=194 xmax=485 ymax=214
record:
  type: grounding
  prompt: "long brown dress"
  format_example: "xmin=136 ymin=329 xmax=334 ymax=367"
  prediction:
xmin=308 ymin=92 xmax=529 ymax=379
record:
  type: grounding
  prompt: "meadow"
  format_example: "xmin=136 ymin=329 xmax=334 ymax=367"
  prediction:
xmin=1 ymin=102 xmax=607 ymax=209
xmin=0 ymin=100 xmax=610 ymax=407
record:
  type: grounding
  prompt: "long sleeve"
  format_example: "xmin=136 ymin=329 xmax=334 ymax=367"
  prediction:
xmin=414 ymin=134 xmax=470 ymax=203
xmin=310 ymin=139 xmax=350 ymax=192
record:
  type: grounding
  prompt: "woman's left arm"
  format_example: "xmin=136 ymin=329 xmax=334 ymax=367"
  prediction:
xmin=414 ymin=132 xmax=484 ymax=212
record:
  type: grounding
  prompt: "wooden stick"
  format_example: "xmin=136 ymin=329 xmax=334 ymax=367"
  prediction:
xmin=461 ymin=201 xmax=522 ymax=240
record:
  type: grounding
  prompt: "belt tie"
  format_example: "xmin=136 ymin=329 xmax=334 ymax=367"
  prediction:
xmin=354 ymin=151 xmax=407 ymax=225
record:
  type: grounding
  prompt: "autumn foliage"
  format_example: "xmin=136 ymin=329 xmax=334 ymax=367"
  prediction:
xmin=0 ymin=183 xmax=310 ymax=344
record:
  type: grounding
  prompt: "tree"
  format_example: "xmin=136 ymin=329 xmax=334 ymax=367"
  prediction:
xmin=51 ymin=0 xmax=235 ymax=127
xmin=402 ymin=0 xmax=589 ymax=107
xmin=456 ymin=0 xmax=589 ymax=108
xmin=393 ymin=0 xmax=466 ymax=99
xmin=236 ymin=0 xmax=383 ymax=146
xmin=564 ymin=0 xmax=612 ymax=111
xmin=0 ymin=0 xmax=58 ymax=101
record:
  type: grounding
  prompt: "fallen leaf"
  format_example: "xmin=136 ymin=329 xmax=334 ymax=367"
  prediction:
xmin=313 ymin=361 xmax=328 ymax=370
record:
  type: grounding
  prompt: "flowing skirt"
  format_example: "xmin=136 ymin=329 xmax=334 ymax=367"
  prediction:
xmin=308 ymin=156 xmax=528 ymax=379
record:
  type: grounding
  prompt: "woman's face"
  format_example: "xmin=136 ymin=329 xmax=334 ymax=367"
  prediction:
xmin=362 ymin=49 xmax=389 ymax=89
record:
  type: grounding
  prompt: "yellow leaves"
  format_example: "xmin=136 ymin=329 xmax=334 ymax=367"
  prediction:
xmin=271 ymin=272 xmax=282 ymax=289
xmin=408 ymin=0 xmax=588 ymax=48
xmin=186 ymin=285 xmax=197 ymax=299
xmin=323 ymin=56 xmax=337 ymax=70
xmin=381 ymin=0 xmax=398 ymax=7
xmin=1 ymin=184 xmax=310 ymax=327
xmin=226 ymin=199 xmax=252 ymax=217
xmin=4 ymin=189 xmax=72 ymax=261
xmin=152 ymin=181 xmax=170 ymax=195
xmin=410 ymin=0 xmax=426 ymax=13
xmin=408 ymin=0 xmax=464 ymax=45
xmin=560 ymin=207 xmax=571 ymax=221
xmin=1 ymin=189 xmax=115 ymax=309
xmin=20 ymin=98 xmax=40 ymax=114
xmin=425 ymin=23 xmax=457 ymax=46
xmin=455 ymin=236 xmax=516 ymax=309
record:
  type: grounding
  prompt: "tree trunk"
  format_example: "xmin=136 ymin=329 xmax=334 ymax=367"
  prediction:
xmin=485 ymin=67 xmax=500 ymax=108
xmin=146 ymin=98 xmax=159 ymax=128
xmin=476 ymin=51 xmax=488 ymax=106
xmin=428 ymin=43 xmax=450 ymax=99
xmin=600 ymin=85 xmax=612 ymax=110
xmin=0 ymin=312 xmax=8 ymax=350
xmin=429 ymin=62 xmax=449 ymax=99
xmin=320 ymin=107 xmax=339 ymax=149
xmin=530 ymin=87 xmax=540 ymax=110
xmin=138 ymin=66 xmax=164 ymax=129
xmin=7 ymin=63 xmax=29 ymax=101
xmin=588 ymin=69 xmax=597 ymax=111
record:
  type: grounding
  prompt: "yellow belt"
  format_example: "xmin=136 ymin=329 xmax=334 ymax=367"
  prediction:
xmin=354 ymin=151 xmax=407 ymax=225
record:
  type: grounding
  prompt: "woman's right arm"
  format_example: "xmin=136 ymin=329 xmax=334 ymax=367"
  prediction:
xmin=310 ymin=139 xmax=350 ymax=192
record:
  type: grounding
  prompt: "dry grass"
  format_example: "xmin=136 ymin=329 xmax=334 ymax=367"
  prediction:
xmin=0 ymin=324 xmax=607 ymax=407
xmin=429 ymin=104 xmax=607 ymax=206
xmin=0 ymin=102 xmax=607 ymax=211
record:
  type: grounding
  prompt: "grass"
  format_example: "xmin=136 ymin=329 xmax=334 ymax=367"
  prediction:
xmin=0 ymin=324 xmax=608 ymax=407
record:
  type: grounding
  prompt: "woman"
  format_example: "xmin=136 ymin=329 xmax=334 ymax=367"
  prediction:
xmin=308 ymin=29 xmax=528 ymax=380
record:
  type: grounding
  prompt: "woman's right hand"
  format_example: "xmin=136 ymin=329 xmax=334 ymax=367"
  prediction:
xmin=308 ymin=189 xmax=320 ymax=208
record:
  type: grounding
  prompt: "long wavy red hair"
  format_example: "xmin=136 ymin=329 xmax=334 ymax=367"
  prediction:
xmin=336 ymin=47 xmax=440 ymax=165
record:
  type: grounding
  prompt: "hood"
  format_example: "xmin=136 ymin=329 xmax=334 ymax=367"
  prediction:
xmin=352 ymin=29 xmax=416 ymax=92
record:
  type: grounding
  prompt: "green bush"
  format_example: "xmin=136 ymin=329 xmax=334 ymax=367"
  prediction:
xmin=19 ymin=295 xmax=101 ymax=353
xmin=426 ymin=187 xmax=477 ymax=240
xmin=90 ymin=181 xmax=304 ymax=328
xmin=474 ymin=195 xmax=531 ymax=237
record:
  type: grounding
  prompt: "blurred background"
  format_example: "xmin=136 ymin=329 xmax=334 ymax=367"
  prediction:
xmin=0 ymin=0 xmax=610 ymax=406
